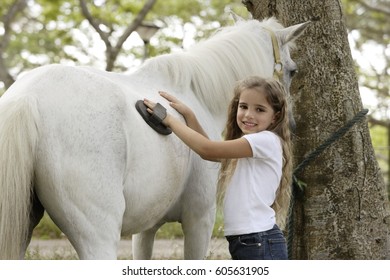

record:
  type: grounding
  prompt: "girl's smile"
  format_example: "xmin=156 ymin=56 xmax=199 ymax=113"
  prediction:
xmin=236 ymin=88 xmax=276 ymax=134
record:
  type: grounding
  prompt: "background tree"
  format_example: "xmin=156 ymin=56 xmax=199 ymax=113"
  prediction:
xmin=243 ymin=0 xmax=390 ymax=259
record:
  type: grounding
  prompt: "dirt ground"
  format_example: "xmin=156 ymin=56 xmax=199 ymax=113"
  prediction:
xmin=27 ymin=238 xmax=230 ymax=260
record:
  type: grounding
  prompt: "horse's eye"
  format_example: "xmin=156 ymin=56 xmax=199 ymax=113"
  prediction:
xmin=290 ymin=69 xmax=298 ymax=77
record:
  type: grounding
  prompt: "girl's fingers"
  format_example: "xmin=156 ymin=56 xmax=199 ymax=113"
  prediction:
xmin=143 ymin=98 xmax=156 ymax=109
xmin=159 ymin=92 xmax=170 ymax=102
xmin=157 ymin=91 xmax=188 ymax=114
xmin=159 ymin=91 xmax=177 ymax=103
xmin=158 ymin=91 xmax=168 ymax=99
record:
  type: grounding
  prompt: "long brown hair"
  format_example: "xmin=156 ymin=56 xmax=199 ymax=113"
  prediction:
xmin=217 ymin=76 xmax=293 ymax=229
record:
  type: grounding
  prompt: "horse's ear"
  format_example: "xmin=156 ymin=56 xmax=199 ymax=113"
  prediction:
xmin=278 ymin=21 xmax=311 ymax=45
xmin=229 ymin=10 xmax=244 ymax=23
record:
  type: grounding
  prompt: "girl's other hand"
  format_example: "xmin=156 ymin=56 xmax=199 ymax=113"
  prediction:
xmin=159 ymin=91 xmax=193 ymax=118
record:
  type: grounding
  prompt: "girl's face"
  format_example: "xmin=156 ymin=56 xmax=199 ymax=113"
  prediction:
xmin=236 ymin=88 xmax=277 ymax=135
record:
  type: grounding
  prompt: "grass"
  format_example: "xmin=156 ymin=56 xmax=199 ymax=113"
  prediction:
xmin=154 ymin=212 xmax=224 ymax=239
xmin=32 ymin=215 xmax=64 ymax=239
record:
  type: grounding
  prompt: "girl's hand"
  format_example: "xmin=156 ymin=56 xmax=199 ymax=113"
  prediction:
xmin=159 ymin=91 xmax=209 ymax=139
xmin=143 ymin=98 xmax=171 ymax=127
xmin=159 ymin=91 xmax=194 ymax=118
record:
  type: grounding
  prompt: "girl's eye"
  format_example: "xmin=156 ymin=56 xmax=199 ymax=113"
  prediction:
xmin=239 ymin=104 xmax=248 ymax=109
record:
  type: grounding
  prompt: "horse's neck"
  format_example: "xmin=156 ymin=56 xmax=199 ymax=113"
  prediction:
xmin=135 ymin=59 xmax=218 ymax=98
xmin=140 ymin=56 xmax=231 ymax=112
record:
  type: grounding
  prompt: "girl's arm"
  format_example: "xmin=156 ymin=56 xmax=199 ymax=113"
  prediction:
xmin=143 ymin=98 xmax=253 ymax=161
xmin=158 ymin=91 xmax=209 ymax=139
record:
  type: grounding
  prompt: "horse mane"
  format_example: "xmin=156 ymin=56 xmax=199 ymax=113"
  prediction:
xmin=139 ymin=18 xmax=285 ymax=114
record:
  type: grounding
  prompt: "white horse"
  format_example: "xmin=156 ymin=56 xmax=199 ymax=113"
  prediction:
xmin=0 ymin=17 xmax=308 ymax=260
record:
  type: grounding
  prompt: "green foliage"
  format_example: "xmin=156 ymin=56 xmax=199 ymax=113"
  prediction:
xmin=371 ymin=124 xmax=388 ymax=148
xmin=32 ymin=213 xmax=63 ymax=239
xmin=343 ymin=0 xmax=389 ymax=46
xmin=154 ymin=210 xmax=224 ymax=239
xmin=342 ymin=0 xmax=389 ymax=119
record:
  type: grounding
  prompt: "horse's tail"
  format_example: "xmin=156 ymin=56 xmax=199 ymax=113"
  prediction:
xmin=0 ymin=95 xmax=40 ymax=259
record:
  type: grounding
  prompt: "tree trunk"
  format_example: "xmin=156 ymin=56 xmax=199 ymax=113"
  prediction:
xmin=244 ymin=0 xmax=390 ymax=259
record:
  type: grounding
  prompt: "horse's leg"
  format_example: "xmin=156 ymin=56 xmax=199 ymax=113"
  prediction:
xmin=180 ymin=163 xmax=217 ymax=260
xmin=132 ymin=224 xmax=161 ymax=260
xmin=38 ymin=165 xmax=125 ymax=260
xmin=64 ymin=177 xmax=125 ymax=260
xmin=181 ymin=209 xmax=215 ymax=259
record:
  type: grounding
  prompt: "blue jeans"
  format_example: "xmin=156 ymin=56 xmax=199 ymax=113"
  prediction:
xmin=226 ymin=225 xmax=288 ymax=260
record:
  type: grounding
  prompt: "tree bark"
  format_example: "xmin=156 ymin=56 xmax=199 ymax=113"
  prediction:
xmin=244 ymin=0 xmax=390 ymax=259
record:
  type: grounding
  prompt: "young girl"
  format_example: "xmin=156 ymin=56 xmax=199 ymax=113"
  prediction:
xmin=143 ymin=76 xmax=292 ymax=260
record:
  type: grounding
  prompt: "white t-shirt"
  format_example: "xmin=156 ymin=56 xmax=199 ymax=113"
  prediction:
xmin=223 ymin=131 xmax=283 ymax=236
